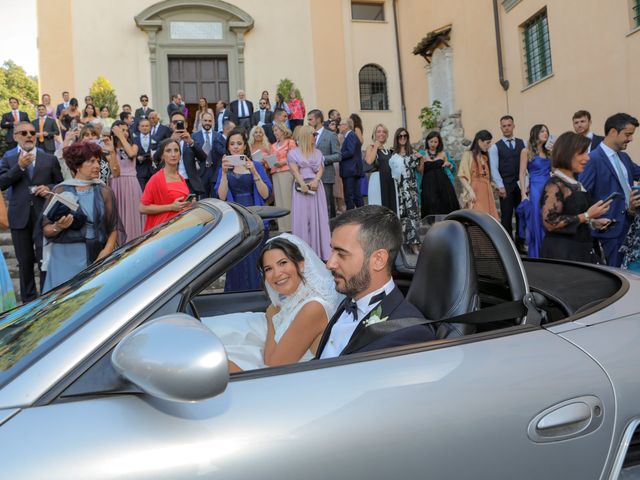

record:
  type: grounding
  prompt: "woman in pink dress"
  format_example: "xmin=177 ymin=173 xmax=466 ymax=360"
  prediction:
xmin=287 ymin=90 xmax=306 ymax=131
xmin=110 ymin=120 xmax=144 ymax=240
xmin=287 ymin=126 xmax=331 ymax=260
xmin=270 ymin=122 xmax=296 ymax=232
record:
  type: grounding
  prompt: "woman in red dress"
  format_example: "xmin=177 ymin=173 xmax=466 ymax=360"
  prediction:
xmin=139 ymin=139 xmax=192 ymax=231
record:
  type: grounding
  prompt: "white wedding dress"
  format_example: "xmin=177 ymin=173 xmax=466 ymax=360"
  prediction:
xmin=202 ymin=233 xmax=344 ymax=371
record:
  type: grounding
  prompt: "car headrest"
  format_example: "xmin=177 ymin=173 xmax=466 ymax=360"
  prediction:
xmin=445 ymin=209 xmax=529 ymax=302
xmin=407 ymin=220 xmax=478 ymax=322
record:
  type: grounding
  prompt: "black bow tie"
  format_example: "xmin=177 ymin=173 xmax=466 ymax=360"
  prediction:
xmin=345 ymin=291 xmax=386 ymax=322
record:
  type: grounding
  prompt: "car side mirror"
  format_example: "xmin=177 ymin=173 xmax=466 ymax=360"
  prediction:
xmin=111 ymin=314 xmax=229 ymax=402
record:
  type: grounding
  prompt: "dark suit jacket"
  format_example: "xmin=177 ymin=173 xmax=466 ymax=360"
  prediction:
xmin=590 ymin=134 xmax=604 ymax=152
xmin=0 ymin=150 xmax=63 ymax=229
xmin=180 ymin=141 xmax=207 ymax=194
xmin=229 ymin=100 xmax=253 ymax=120
xmin=339 ymin=130 xmax=363 ymax=178
xmin=214 ymin=109 xmax=235 ymax=132
xmin=134 ymin=107 xmax=154 ymax=121
xmin=316 ymin=286 xmax=436 ymax=357
xmin=150 ymin=124 xmax=172 ymax=143
xmin=579 ymin=144 xmax=640 ymax=239
xmin=263 ymin=123 xmax=276 ymax=144
xmin=251 ymin=109 xmax=273 ymax=127
xmin=1 ymin=111 xmax=30 ymax=144
xmin=56 ymin=103 xmax=67 ymax=118
xmin=32 ymin=117 xmax=60 ymax=154
xmin=133 ymin=134 xmax=158 ymax=187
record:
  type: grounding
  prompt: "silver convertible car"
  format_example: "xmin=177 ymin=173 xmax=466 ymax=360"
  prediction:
xmin=0 ymin=199 xmax=639 ymax=480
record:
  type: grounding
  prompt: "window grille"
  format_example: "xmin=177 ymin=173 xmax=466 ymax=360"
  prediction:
xmin=359 ymin=64 xmax=388 ymax=110
xmin=522 ymin=10 xmax=552 ymax=85
xmin=633 ymin=0 xmax=640 ymax=27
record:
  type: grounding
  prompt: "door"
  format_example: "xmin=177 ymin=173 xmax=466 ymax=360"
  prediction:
xmin=168 ymin=57 xmax=229 ymax=127
xmin=0 ymin=328 xmax=616 ymax=479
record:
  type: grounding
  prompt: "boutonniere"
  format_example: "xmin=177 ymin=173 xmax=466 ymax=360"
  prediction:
xmin=363 ymin=306 xmax=388 ymax=327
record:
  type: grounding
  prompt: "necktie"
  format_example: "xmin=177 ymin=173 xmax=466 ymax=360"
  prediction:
xmin=260 ymin=109 xmax=265 ymax=124
xmin=508 ymin=139 xmax=514 ymax=149
xmin=143 ymin=135 xmax=149 ymax=152
xmin=203 ymin=132 xmax=211 ymax=155
xmin=240 ymin=101 xmax=246 ymax=118
xmin=151 ymin=126 xmax=157 ymax=137
xmin=13 ymin=111 xmax=19 ymax=123
xmin=344 ymin=299 xmax=358 ymax=321
xmin=39 ymin=118 xmax=45 ymax=143
xmin=612 ymin=153 xmax=632 ymax=207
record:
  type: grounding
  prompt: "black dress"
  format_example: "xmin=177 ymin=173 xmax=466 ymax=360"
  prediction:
xmin=420 ymin=156 xmax=460 ymax=218
xmin=539 ymin=176 xmax=596 ymax=263
xmin=376 ymin=148 xmax=397 ymax=214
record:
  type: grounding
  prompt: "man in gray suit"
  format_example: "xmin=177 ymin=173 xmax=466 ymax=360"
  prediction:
xmin=308 ymin=109 xmax=341 ymax=218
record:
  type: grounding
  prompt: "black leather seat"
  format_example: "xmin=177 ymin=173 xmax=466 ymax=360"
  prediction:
xmin=406 ymin=219 xmax=480 ymax=338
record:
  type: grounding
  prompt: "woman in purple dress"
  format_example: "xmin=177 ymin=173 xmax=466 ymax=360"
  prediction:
xmin=288 ymin=126 xmax=331 ymax=260
xmin=109 ymin=120 xmax=144 ymax=241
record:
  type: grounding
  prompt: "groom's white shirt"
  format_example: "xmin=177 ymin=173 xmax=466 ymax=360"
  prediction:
xmin=320 ymin=278 xmax=395 ymax=359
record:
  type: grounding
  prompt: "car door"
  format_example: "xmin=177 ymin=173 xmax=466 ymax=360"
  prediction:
xmin=0 ymin=326 xmax=614 ymax=480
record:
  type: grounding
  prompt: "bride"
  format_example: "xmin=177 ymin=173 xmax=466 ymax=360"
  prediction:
xmin=203 ymin=233 xmax=343 ymax=372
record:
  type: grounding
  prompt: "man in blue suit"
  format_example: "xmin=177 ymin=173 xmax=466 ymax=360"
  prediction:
xmin=317 ymin=205 xmax=435 ymax=358
xmin=580 ymin=113 xmax=640 ymax=267
xmin=55 ymin=91 xmax=70 ymax=118
xmin=148 ymin=112 xmax=172 ymax=143
xmin=338 ymin=120 xmax=364 ymax=210
xmin=191 ymin=112 xmax=217 ymax=198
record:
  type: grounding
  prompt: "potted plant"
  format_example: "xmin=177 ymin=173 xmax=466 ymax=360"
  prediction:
xmin=418 ymin=100 xmax=442 ymax=131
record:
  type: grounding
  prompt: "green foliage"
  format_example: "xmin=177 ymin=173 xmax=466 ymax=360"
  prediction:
xmin=418 ymin=100 xmax=442 ymax=130
xmin=276 ymin=78 xmax=302 ymax=101
xmin=89 ymin=76 xmax=118 ymax=118
xmin=0 ymin=60 xmax=38 ymax=120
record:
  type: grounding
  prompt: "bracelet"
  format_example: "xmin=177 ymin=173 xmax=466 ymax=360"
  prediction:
xmin=583 ymin=211 xmax=590 ymax=223
xmin=253 ymin=177 xmax=262 ymax=182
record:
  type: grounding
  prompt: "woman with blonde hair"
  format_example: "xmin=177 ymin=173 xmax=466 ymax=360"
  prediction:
xmin=269 ymin=121 xmax=296 ymax=232
xmin=364 ymin=123 xmax=395 ymax=211
xmin=248 ymin=125 xmax=272 ymax=167
xmin=287 ymin=125 xmax=331 ymax=260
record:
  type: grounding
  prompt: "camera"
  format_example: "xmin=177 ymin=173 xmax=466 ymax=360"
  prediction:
xmin=175 ymin=120 xmax=185 ymax=131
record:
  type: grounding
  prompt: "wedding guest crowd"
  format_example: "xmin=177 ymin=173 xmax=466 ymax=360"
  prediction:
xmin=2 ymin=85 xmax=640 ymax=304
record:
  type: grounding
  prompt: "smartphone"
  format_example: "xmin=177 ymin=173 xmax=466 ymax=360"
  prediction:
xmin=603 ymin=192 xmax=622 ymax=202
xmin=227 ymin=155 xmax=246 ymax=167
xmin=184 ymin=193 xmax=196 ymax=202
xmin=175 ymin=120 xmax=185 ymax=131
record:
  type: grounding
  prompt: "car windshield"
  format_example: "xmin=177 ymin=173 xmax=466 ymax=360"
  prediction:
xmin=0 ymin=205 xmax=218 ymax=389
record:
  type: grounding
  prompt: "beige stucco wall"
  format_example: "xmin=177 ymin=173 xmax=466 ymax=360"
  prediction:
xmin=398 ymin=0 xmax=640 ymax=159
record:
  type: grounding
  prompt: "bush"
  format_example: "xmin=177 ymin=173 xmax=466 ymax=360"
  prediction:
xmin=89 ymin=76 xmax=118 ymax=117
xmin=276 ymin=78 xmax=302 ymax=102
xmin=418 ymin=100 xmax=442 ymax=130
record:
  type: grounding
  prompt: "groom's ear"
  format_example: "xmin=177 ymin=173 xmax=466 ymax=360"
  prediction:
xmin=370 ymin=248 xmax=390 ymax=273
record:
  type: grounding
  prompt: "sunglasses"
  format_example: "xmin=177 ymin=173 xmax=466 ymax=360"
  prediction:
xmin=398 ymin=133 xmax=409 ymax=138
xmin=17 ymin=131 xmax=36 ymax=137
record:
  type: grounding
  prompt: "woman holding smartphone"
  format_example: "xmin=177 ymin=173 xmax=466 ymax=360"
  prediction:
xmin=140 ymin=138 xmax=192 ymax=231
xmin=216 ymin=127 xmax=272 ymax=292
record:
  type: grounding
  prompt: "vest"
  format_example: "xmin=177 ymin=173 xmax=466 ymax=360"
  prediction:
xmin=495 ymin=138 xmax=525 ymax=185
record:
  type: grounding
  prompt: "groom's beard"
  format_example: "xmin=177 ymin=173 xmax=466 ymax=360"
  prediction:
xmin=332 ymin=262 xmax=371 ymax=299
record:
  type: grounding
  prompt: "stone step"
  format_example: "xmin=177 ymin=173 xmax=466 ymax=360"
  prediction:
xmin=0 ymin=232 xmax=12 ymax=247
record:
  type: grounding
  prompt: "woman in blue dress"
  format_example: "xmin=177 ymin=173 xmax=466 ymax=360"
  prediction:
xmin=0 ymin=195 xmax=16 ymax=311
xmin=215 ymin=127 xmax=272 ymax=292
xmin=518 ymin=124 xmax=551 ymax=258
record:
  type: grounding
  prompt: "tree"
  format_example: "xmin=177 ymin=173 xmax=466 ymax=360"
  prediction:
xmin=276 ymin=78 xmax=303 ymax=102
xmin=89 ymin=76 xmax=118 ymax=118
xmin=0 ymin=60 xmax=39 ymax=156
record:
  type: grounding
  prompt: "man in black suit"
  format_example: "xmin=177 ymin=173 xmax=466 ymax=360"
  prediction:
xmin=134 ymin=94 xmax=154 ymax=122
xmin=317 ymin=205 xmax=435 ymax=358
xmin=0 ymin=122 xmax=63 ymax=301
xmin=166 ymin=111 xmax=207 ymax=196
xmin=338 ymin=120 xmax=364 ymax=210
xmin=263 ymin=108 xmax=287 ymax=144
xmin=214 ymin=101 xmax=234 ymax=133
xmin=251 ymin=98 xmax=273 ymax=127
xmin=133 ymin=118 xmax=157 ymax=190
xmin=166 ymin=94 xmax=185 ymax=119
xmin=208 ymin=119 xmax=234 ymax=198
xmin=148 ymin=111 xmax=172 ymax=142
xmin=33 ymin=104 xmax=60 ymax=154
xmin=308 ymin=109 xmax=341 ymax=217
xmin=573 ymin=109 xmax=604 ymax=153
xmin=229 ymin=90 xmax=253 ymax=130
xmin=192 ymin=112 xmax=218 ymax=198
xmin=1 ymin=97 xmax=30 ymax=150
xmin=55 ymin=91 xmax=70 ymax=118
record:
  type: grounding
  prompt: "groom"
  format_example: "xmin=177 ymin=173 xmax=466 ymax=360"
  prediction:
xmin=317 ymin=205 xmax=436 ymax=358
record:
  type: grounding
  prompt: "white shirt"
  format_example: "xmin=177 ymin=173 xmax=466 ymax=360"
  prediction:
xmin=178 ymin=140 xmax=189 ymax=179
xmin=600 ymin=142 xmax=630 ymax=205
xmin=585 ymin=131 xmax=594 ymax=153
xmin=217 ymin=111 xmax=225 ymax=131
xmin=320 ymin=278 xmax=396 ymax=359
xmin=141 ymin=134 xmax=150 ymax=151
xmin=488 ymin=137 xmax=515 ymax=190
xmin=315 ymin=127 xmax=324 ymax=146
xmin=17 ymin=146 xmax=37 ymax=172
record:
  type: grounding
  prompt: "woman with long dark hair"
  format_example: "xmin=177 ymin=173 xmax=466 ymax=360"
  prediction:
xmin=389 ymin=127 xmax=423 ymax=253
xmin=193 ymin=97 xmax=214 ymax=133
xmin=518 ymin=124 xmax=552 ymax=257
xmin=418 ymin=130 xmax=459 ymax=217
xmin=458 ymin=130 xmax=499 ymax=219
xmin=540 ymin=132 xmax=612 ymax=262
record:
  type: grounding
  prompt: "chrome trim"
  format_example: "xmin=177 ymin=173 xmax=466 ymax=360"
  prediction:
xmin=0 ymin=201 xmax=242 ymax=409
xmin=608 ymin=417 xmax=640 ymax=480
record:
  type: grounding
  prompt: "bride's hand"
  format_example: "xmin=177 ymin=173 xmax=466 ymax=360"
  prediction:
xmin=266 ymin=304 xmax=280 ymax=320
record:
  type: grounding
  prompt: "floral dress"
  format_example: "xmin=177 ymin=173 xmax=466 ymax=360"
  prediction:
xmin=389 ymin=153 xmax=421 ymax=246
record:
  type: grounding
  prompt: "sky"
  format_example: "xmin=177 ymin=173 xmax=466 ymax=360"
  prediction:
xmin=0 ymin=0 xmax=39 ymax=76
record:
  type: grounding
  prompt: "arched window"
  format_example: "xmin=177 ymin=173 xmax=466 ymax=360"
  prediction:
xmin=359 ymin=64 xmax=388 ymax=110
